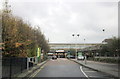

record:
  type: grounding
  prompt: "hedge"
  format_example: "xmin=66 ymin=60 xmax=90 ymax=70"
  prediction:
xmin=88 ymin=57 xmax=119 ymax=64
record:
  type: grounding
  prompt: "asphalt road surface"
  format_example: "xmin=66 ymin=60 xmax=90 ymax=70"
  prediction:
xmin=30 ymin=58 xmax=114 ymax=79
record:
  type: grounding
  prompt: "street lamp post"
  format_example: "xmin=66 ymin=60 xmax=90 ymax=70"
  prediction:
xmin=100 ymin=28 xmax=105 ymax=57
xmin=77 ymin=34 xmax=80 ymax=59
xmin=84 ymin=39 xmax=85 ymax=48
xmin=98 ymin=28 xmax=106 ymax=58
xmin=72 ymin=34 xmax=80 ymax=59
xmin=83 ymin=39 xmax=87 ymax=64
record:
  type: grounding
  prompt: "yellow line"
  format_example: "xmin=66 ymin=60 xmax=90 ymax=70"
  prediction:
xmin=31 ymin=63 xmax=47 ymax=78
xmin=32 ymin=69 xmax=42 ymax=77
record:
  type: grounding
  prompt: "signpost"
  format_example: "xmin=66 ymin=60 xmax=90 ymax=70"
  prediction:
xmin=37 ymin=47 xmax=41 ymax=63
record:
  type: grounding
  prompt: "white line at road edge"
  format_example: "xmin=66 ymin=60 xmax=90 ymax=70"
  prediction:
xmin=80 ymin=66 xmax=89 ymax=79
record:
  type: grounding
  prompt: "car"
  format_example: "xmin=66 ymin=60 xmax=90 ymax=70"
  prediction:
xmin=67 ymin=55 xmax=75 ymax=59
xmin=77 ymin=56 xmax=84 ymax=60
xmin=52 ymin=55 xmax=57 ymax=59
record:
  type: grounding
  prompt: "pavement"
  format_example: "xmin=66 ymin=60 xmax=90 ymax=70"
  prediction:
xmin=70 ymin=59 xmax=119 ymax=78
xmin=13 ymin=59 xmax=49 ymax=78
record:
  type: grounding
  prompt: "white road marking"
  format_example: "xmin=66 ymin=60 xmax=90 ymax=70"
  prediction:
xmin=89 ymin=76 xmax=107 ymax=78
xmin=89 ymin=76 xmax=100 ymax=77
xmin=80 ymin=66 xmax=89 ymax=79
xmin=84 ymin=71 xmax=96 ymax=72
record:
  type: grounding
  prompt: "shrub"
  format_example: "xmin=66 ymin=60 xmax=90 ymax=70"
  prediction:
xmin=88 ymin=57 xmax=118 ymax=64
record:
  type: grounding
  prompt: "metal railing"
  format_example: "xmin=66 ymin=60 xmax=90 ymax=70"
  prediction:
xmin=2 ymin=57 xmax=27 ymax=78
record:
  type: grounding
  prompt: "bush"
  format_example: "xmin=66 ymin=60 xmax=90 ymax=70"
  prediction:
xmin=88 ymin=57 xmax=118 ymax=64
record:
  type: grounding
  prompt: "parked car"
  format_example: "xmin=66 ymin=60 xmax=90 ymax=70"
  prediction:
xmin=67 ymin=55 xmax=75 ymax=59
xmin=77 ymin=56 xmax=84 ymax=60
xmin=52 ymin=55 xmax=57 ymax=59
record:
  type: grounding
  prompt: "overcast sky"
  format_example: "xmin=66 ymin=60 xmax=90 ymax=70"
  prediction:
xmin=1 ymin=0 xmax=119 ymax=43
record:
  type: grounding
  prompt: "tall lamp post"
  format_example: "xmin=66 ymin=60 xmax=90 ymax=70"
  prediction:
xmin=84 ymin=39 xmax=87 ymax=64
xmin=72 ymin=34 xmax=80 ymax=59
xmin=100 ymin=28 xmax=105 ymax=57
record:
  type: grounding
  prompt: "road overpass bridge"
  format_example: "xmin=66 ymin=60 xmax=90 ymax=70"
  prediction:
xmin=48 ymin=43 xmax=103 ymax=58
xmin=49 ymin=43 xmax=102 ymax=50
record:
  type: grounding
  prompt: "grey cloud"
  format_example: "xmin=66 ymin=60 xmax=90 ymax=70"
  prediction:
xmin=7 ymin=0 xmax=118 ymax=43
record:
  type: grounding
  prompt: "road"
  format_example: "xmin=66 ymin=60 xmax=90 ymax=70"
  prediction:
xmin=30 ymin=58 xmax=114 ymax=79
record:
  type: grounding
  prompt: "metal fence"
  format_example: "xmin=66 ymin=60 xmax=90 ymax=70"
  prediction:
xmin=2 ymin=57 xmax=27 ymax=78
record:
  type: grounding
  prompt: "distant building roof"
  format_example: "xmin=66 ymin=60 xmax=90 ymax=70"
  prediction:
xmin=102 ymin=39 xmax=112 ymax=43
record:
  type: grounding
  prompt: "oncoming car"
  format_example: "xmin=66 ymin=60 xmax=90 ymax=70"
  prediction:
xmin=52 ymin=55 xmax=57 ymax=59
xmin=77 ymin=52 xmax=84 ymax=60
xmin=77 ymin=56 xmax=84 ymax=60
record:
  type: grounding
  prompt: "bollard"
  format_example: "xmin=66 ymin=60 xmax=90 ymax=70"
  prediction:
xmin=27 ymin=58 xmax=29 ymax=70
xmin=85 ymin=56 xmax=87 ymax=64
